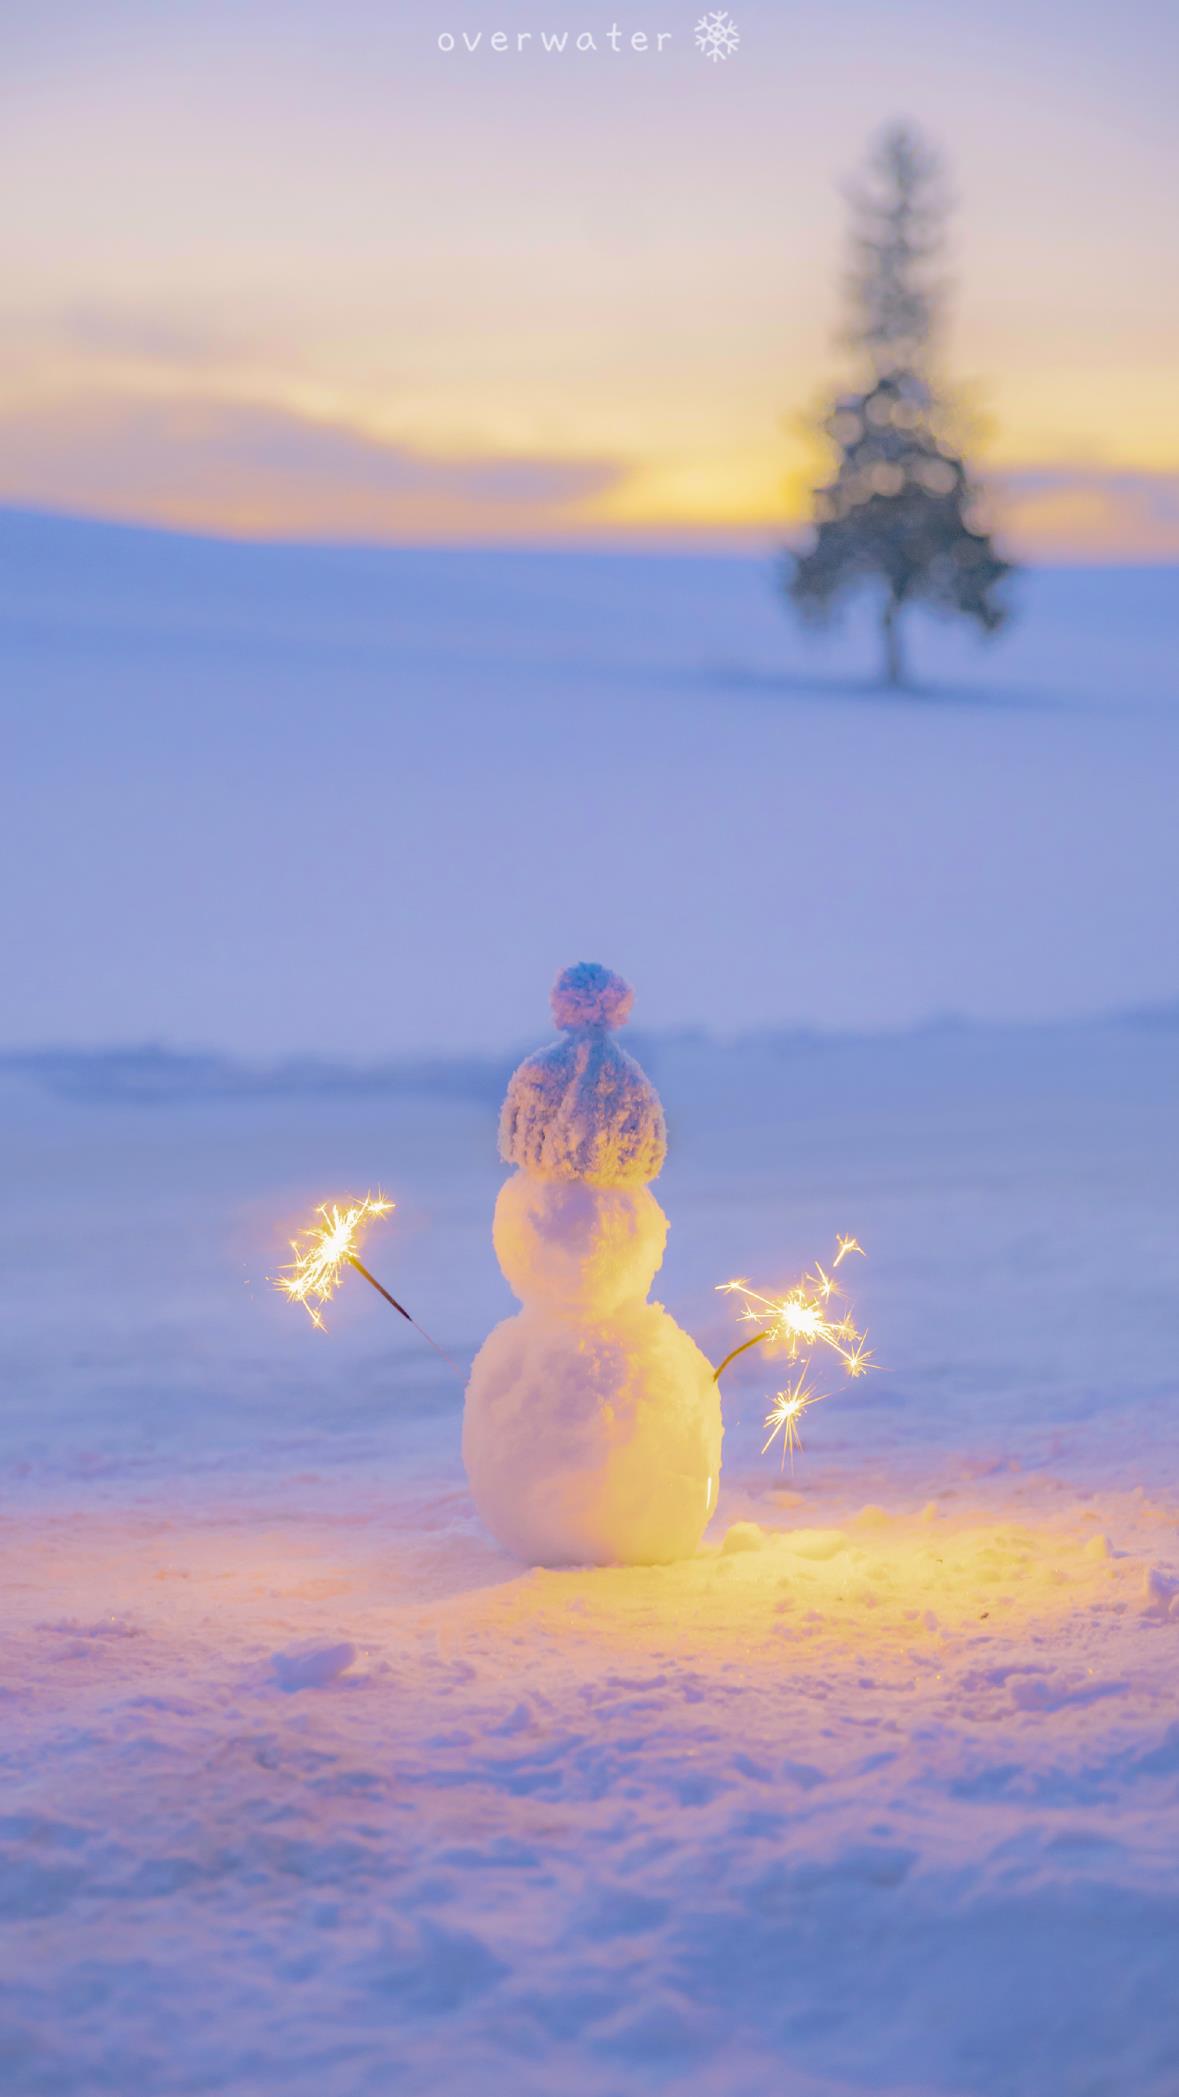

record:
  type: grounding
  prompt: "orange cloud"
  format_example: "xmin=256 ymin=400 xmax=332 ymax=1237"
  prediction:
xmin=0 ymin=394 xmax=625 ymax=542
xmin=2 ymin=387 xmax=1177 ymax=560
xmin=990 ymin=468 xmax=1179 ymax=562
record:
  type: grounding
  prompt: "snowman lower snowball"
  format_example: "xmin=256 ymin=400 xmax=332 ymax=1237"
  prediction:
xmin=462 ymin=963 xmax=723 ymax=1566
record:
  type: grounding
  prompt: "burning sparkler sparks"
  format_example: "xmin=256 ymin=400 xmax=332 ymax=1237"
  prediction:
xmin=715 ymin=1235 xmax=873 ymax=1466
xmin=274 ymin=1192 xmax=462 ymax=1375
xmin=761 ymin=1376 xmax=826 ymax=1462
xmin=276 ymin=1192 xmax=394 ymax=1329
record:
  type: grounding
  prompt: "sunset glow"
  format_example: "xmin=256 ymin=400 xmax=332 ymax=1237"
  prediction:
xmin=3 ymin=1 xmax=1176 ymax=557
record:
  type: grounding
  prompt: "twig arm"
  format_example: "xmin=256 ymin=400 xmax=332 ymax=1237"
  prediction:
xmin=712 ymin=1330 xmax=771 ymax=1383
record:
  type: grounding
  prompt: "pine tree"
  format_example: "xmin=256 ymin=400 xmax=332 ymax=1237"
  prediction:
xmin=788 ymin=126 xmax=1013 ymax=687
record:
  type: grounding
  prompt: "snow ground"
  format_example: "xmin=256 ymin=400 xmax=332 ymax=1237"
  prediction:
xmin=2 ymin=511 xmax=1177 ymax=1054
xmin=2 ymin=520 xmax=1178 ymax=2094
xmin=3 ymin=1013 xmax=1178 ymax=2097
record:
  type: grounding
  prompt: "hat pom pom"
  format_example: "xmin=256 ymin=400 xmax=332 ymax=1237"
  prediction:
xmin=550 ymin=962 xmax=634 ymax=1033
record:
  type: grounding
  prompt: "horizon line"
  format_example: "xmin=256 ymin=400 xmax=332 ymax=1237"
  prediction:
xmin=3 ymin=999 xmax=1175 ymax=1074
xmin=3 ymin=501 xmax=1177 ymax=571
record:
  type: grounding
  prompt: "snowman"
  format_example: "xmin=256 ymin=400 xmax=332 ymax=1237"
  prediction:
xmin=463 ymin=962 xmax=723 ymax=1566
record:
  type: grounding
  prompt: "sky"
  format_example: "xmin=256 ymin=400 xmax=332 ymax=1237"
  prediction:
xmin=2 ymin=0 xmax=1178 ymax=558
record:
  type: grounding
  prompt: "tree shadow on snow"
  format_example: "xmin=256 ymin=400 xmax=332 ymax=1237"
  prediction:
xmin=697 ymin=662 xmax=1071 ymax=714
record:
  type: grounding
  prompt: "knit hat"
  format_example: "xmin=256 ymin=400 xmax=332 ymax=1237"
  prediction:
xmin=498 ymin=964 xmax=667 ymax=1186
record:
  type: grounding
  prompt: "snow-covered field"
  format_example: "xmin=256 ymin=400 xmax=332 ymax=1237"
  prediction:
xmin=2 ymin=519 xmax=1178 ymax=2094
xmin=2 ymin=511 xmax=1177 ymax=1054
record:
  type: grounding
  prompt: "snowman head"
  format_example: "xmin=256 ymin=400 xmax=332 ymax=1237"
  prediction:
xmin=499 ymin=962 xmax=667 ymax=1187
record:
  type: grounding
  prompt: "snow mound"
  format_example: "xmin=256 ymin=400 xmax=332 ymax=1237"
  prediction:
xmin=271 ymin=1641 xmax=357 ymax=1692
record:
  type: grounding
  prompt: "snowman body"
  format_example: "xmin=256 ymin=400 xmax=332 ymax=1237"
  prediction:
xmin=463 ymin=966 xmax=722 ymax=1567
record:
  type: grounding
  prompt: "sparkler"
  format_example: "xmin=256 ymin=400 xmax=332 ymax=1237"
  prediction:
xmin=761 ymin=1375 xmax=827 ymax=1462
xmin=715 ymin=1236 xmax=873 ymax=1467
xmin=274 ymin=1192 xmax=462 ymax=1374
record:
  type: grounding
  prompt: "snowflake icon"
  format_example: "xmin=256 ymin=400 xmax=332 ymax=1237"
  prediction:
xmin=695 ymin=7 xmax=740 ymax=60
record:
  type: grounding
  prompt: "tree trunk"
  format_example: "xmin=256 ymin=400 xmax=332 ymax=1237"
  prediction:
xmin=882 ymin=598 xmax=904 ymax=687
